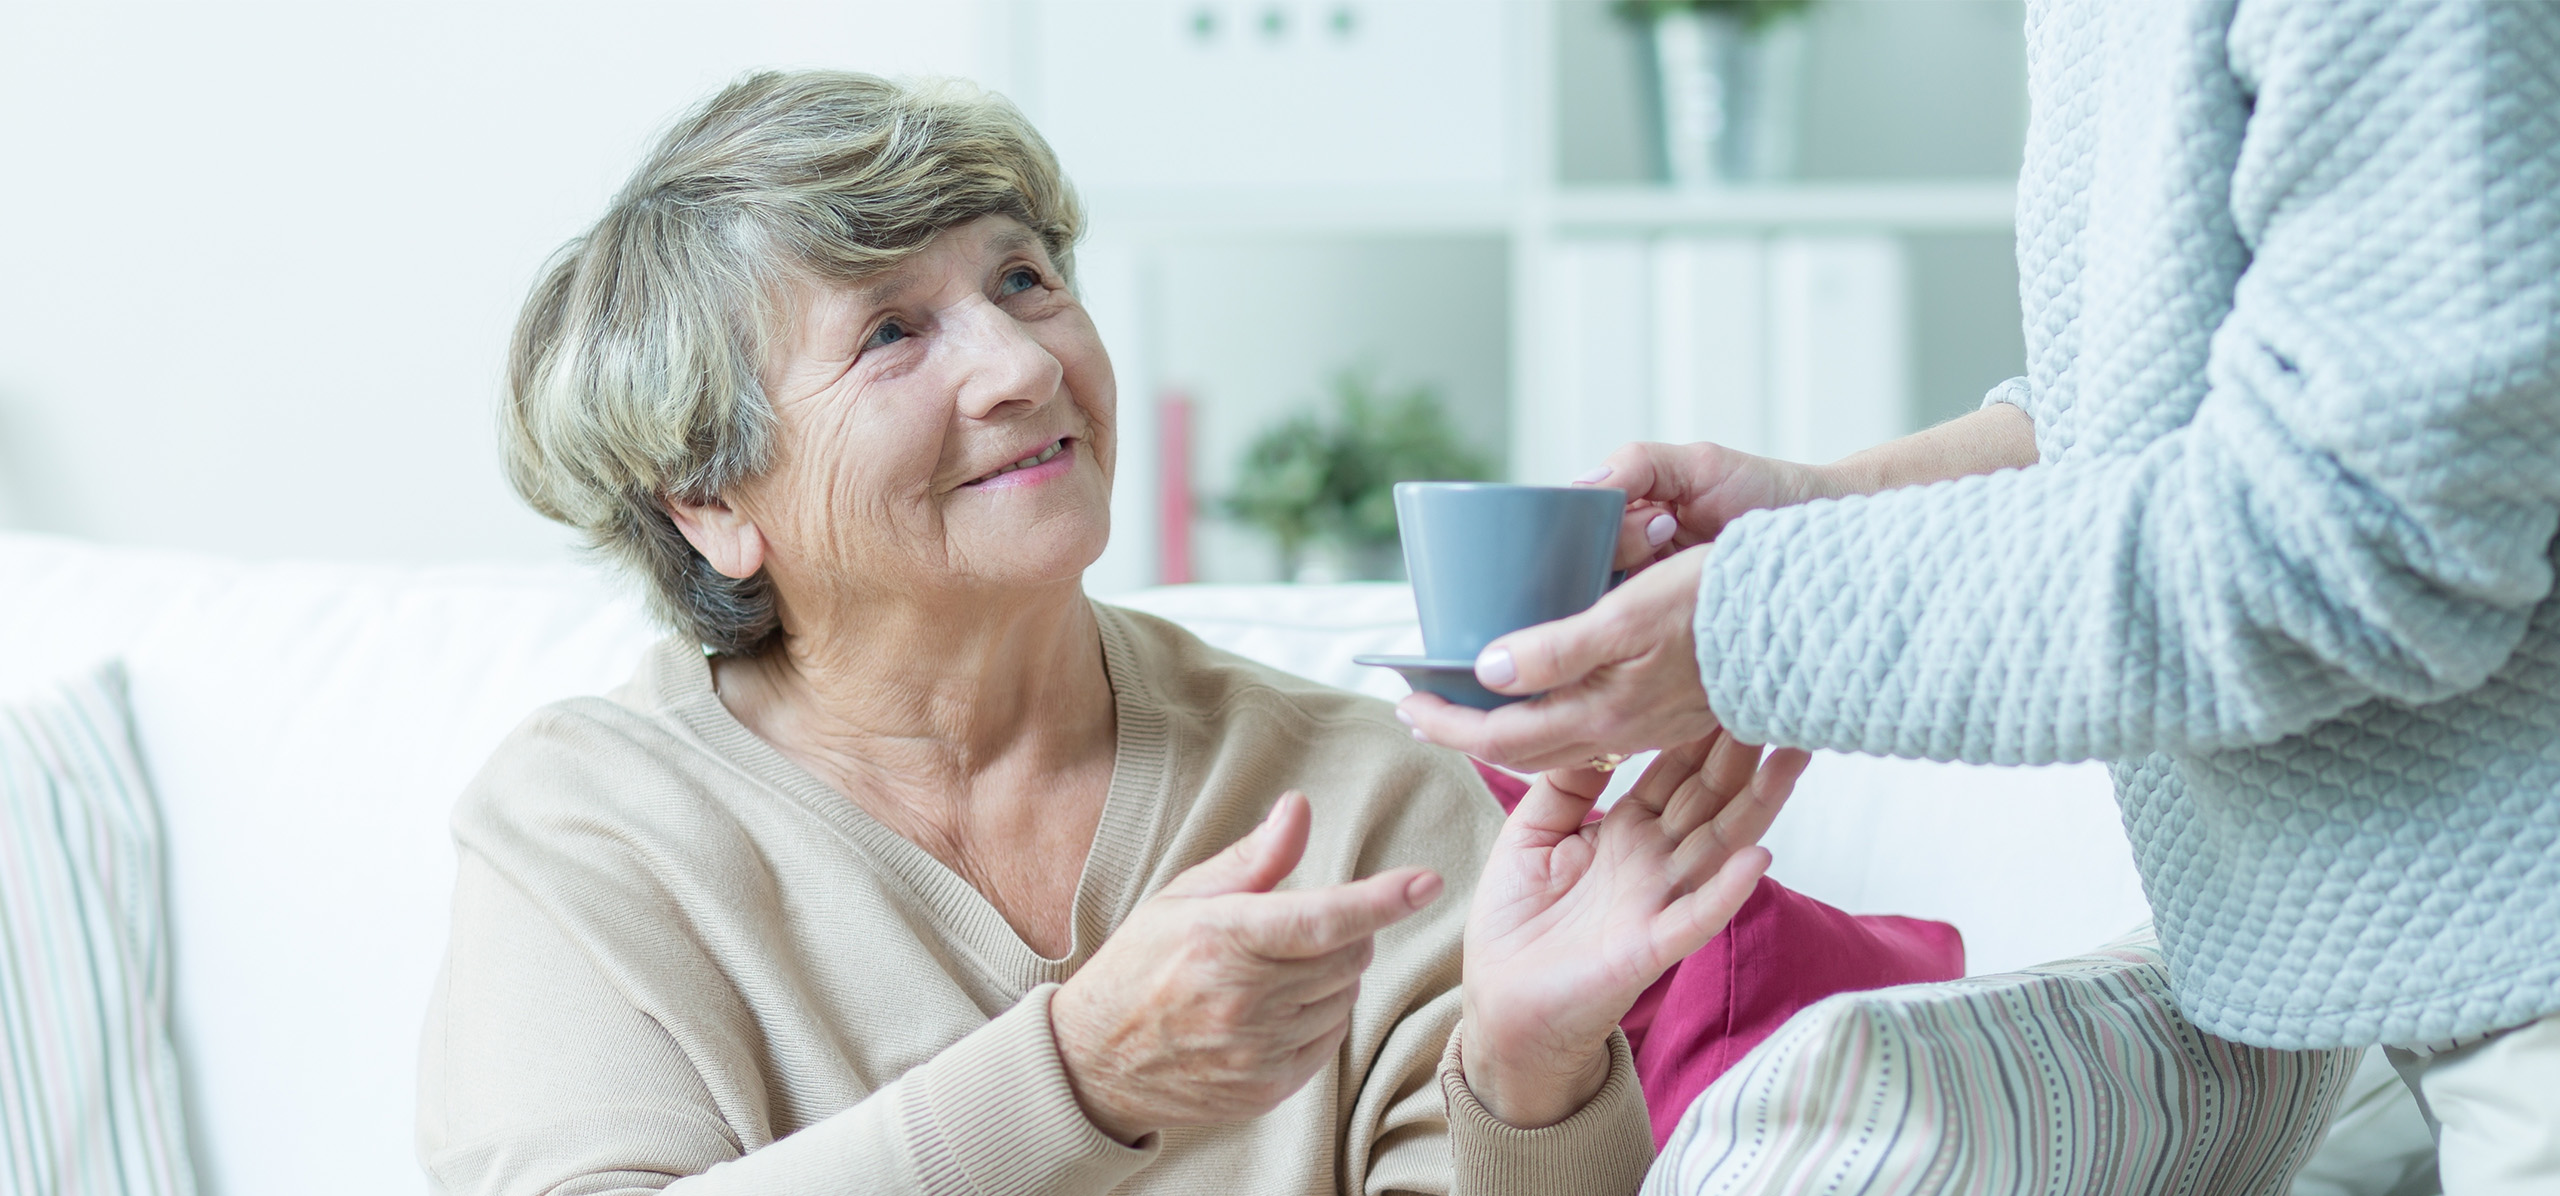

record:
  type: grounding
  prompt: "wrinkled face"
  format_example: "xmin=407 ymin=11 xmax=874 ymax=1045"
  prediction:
xmin=732 ymin=215 xmax=1116 ymax=613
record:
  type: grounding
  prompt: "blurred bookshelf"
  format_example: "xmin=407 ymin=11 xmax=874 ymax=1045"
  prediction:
xmin=1545 ymin=181 xmax=2014 ymax=234
xmin=1005 ymin=0 xmax=2027 ymax=588
xmin=1083 ymin=180 xmax=2014 ymax=238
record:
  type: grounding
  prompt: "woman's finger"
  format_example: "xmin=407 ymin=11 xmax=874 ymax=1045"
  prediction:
xmin=1584 ymin=441 xmax=1708 ymax=507
xmin=1473 ymin=602 xmax=1630 ymax=699
xmin=1612 ymin=502 xmax=1681 ymax=570
xmin=1270 ymin=934 xmax=1376 ymax=1003
xmin=1161 ymin=790 xmax=1310 ymax=899
xmin=1474 ymin=547 xmax=1705 ymax=700
xmin=1230 ymin=867 xmax=1440 ymax=960
xmin=1506 ymin=766 xmax=1613 ymax=838
xmin=1703 ymin=731 xmax=1763 ymax=802
xmin=1277 ymin=991 xmax=1361 ymax=1078
xmin=1400 ymin=679 xmax=1665 ymax=775
xmin=1612 ymin=735 xmax=1719 ymax=820
xmin=1668 ymin=747 xmax=1808 ymax=881
xmin=1284 ymin=978 xmax=1362 ymax=1039
xmin=1648 ymin=847 xmax=1772 ymax=968
xmin=1659 ymin=732 xmax=1763 ymax=838
xmin=1397 ymin=691 xmax=1597 ymax=771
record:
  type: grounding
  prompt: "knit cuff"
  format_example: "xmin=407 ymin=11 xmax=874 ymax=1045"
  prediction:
xmin=1977 ymin=374 xmax=2030 ymax=415
xmin=899 ymin=983 xmax=1155 ymax=1196
xmin=1693 ymin=514 xmax=1778 ymax=746
xmin=1439 ymin=1025 xmax=1655 ymax=1196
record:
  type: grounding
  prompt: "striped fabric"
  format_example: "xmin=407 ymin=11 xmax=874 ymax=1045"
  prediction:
xmin=1646 ymin=928 xmax=2359 ymax=1196
xmin=1 ymin=665 xmax=196 ymax=1196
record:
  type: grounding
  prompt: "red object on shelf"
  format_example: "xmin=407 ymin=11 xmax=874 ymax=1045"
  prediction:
xmin=1156 ymin=392 xmax=1194 ymax=585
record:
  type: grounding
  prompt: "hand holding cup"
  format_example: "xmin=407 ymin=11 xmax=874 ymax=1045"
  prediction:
xmin=1400 ymin=546 xmax=1722 ymax=772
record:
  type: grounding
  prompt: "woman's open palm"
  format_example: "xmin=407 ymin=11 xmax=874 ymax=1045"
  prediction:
xmin=1458 ymin=732 xmax=1809 ymax=1126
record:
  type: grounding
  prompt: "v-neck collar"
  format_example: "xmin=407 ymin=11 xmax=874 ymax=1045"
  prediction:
xmin=644 ymin=602 xmax=1175 ymax=995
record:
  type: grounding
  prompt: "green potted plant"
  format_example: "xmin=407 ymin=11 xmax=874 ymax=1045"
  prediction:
xmin=1616 ymin=0 xmax=1817 ymax=185
xmin=1225 ymin=372 xmax=1492 ymax=582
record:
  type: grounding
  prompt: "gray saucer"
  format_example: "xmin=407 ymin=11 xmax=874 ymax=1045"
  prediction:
xmin=1352 ymin=654 xmax=1524 ymax=710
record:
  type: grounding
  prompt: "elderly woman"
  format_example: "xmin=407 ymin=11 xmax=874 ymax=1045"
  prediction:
xmin=418 ymin=72 xmax=1808 ymax=1195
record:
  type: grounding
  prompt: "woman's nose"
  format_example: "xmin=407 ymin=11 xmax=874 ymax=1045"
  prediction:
xmin=948 ymin=299 xmax=1065 ymax=421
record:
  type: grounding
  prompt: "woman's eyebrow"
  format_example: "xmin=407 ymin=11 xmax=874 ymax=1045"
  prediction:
xmin=856 ymin=274 xmax=912 ymax=309
xmin=984 ymin=227 xmax=1041 ymax=261
xmin=851 ymin=231 xmax=1044 ymax=310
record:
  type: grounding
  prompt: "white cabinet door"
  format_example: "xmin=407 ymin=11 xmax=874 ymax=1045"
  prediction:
xmin=1766 ymin=235 xmax=1908 ymax=465
xmin=1518 ymin=238 xmax=1653 ymax=485
xmin=1522 ymin=232 xmax=1911 ymax=480
xmin=1017 ymin=1 xmax=1513 ymax=193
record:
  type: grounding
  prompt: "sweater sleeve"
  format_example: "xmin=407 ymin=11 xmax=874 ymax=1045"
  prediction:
xmin=419 ymin=851 xmax=1152 ymax=1196
xmin=1439 ymin=1028 xmax=1654 ymax=1196
xmin=1694 ymin=0 xmax=2560 ymax=764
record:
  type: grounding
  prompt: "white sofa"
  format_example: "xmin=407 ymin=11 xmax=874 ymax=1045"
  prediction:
xmin=0 ymin=530 xmax=2169 ymax=1196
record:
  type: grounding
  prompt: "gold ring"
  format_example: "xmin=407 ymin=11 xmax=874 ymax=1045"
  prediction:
xmin=1586 ymin=753 xmax=1628 ymax=773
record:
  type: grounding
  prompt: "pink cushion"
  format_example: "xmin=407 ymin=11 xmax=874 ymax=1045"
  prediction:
xmin=1470 ymin=761 xmax=1965 ymax=1146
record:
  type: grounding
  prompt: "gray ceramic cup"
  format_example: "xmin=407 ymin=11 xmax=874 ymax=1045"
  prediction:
xmin=1395 ymin=481 xmax=1625 ymax=661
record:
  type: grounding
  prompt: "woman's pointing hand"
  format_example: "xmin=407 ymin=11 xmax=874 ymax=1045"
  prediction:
xmin=1051 ymin=791 xmax=1441 ymax=1144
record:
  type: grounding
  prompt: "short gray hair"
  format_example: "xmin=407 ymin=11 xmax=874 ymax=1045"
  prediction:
xmin=502 ymin=70 xmax=1083 ymax=655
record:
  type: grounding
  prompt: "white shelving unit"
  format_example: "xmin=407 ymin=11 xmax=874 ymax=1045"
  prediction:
xmin=1081 ymin=179 xmax=2013 ymax=238
xmin=1547 ymin=181 xmax=2015 ymax=233
xmin=1011 ymin=1 xmax=2023 ymax=590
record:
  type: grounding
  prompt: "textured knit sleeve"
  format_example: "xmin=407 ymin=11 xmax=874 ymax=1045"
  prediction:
xmin=1693 ymin=0 xmax=2560 ymax=764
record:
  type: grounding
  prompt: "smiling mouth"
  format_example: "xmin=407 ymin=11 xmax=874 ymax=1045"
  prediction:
xmin=964 ymin=437 xmax=1069 ymax=486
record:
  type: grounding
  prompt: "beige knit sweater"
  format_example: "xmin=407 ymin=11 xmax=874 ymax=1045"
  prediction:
xmin=417 ymin=604 xmax=1654 ymax=1195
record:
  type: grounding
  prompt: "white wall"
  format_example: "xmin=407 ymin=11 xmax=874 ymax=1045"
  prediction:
xmin=0 ymin=2 xmax=994 ymax=565
xmin=0 ymin=2 xmax=2028 ymax=584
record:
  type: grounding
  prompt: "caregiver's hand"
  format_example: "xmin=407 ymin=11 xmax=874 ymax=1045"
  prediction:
xmin=1459 ymin=733 xmax=1810 ymax=1128
xmin=1591 ymin=440 xmax=1838 ymax=575
xmin=1605 ymin=405 xmax=2039 ymax=574
xmin=1051 ymin=791 xmax=1441 ymax=1144
xmin=1400 ymin=546 xmax=1717 ymax=772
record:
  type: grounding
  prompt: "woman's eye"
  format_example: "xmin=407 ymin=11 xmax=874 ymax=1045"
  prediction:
xmin=864 ymin=320 xmax=907 ymax=350
xmin=1000 ymin=267 xmax=1040 ymax=296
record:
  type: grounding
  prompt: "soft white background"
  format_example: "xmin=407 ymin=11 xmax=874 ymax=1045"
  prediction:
xmin=0 ymin=1 xmax=994 ymax=564
xmin=0 ymin=1 xmax=2027 ymax=590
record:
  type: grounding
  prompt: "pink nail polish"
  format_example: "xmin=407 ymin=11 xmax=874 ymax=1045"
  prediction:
xmin=1647 ymin=512 xmax=1677 ymax=546
xmin=1477 ymin=647 xmax=1518 ymax=688
xmin=1394 ymin=708 xmax=1416 ymax=728
xmin=1572 ymin=467 xmax=1612 ymax=485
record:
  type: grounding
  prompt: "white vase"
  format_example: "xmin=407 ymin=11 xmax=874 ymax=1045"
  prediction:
xmin=1651 ymin=9 xmax=1805 ymax=187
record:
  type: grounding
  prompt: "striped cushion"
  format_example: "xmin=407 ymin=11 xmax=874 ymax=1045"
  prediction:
xmin=1 ymin=664 xmax=197 ymax=1196
xmin=1645 ymin=928 xmax=2359 ymax=1196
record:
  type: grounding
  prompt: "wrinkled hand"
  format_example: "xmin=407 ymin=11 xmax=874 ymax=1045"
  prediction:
xmin=1592 ymin=441 xmax=1836 ymax=577
xmin=1051 ymin=792 xmax=1442 ymax=1143
xmin=1459 ymin=733 xmax=1810 ymax=1127
xmin=1400 ymin=546 xmax=1717 ymax=772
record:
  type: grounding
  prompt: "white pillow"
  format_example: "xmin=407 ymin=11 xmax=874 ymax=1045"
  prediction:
xmin=1647 ymin=927 xmax=2360 ymax=1196
xmin=0 ymin=663 xmax=197 ymax=1196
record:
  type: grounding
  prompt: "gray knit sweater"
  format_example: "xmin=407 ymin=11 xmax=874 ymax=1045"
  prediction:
xmin=1693 ymin=0 xmax=2560 ymax=1051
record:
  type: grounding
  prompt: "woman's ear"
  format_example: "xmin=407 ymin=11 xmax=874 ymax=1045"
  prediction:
xmin=665 ymin=493 xmax=767 ymax=581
